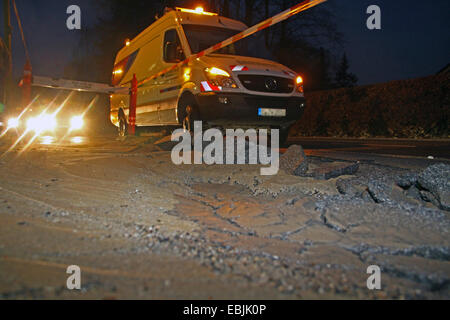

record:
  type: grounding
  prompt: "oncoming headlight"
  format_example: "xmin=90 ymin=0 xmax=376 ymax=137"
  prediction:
xmin=70 ymin=116 xmax=84 ymax=131
xmin=204 ymin=67 xmax=238 ymax=89
xmin=8 ymin=118 xmax=19 ymax=129
xmin=27 ymin=114 xmax=57 ymax=133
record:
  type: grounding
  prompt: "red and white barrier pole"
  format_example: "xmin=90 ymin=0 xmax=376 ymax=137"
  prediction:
xmin=137 ymin=0 xmax=327 ymax=87
xmin=22 ymin=59 xmax=32 ymax=109
xmin=128 ymin=74 xmax=137 ymax=136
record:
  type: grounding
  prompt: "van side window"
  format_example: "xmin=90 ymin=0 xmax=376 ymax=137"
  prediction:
xmin=163 ymin=29 xmax=185 ymax=63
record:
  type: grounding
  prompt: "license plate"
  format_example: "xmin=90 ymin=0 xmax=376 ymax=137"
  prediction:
xmin=258 ymin=108 xmax=286 ymax=117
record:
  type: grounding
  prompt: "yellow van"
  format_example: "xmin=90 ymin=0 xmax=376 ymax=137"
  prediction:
xmin=110 ymin=7 xmax=306 ymax=142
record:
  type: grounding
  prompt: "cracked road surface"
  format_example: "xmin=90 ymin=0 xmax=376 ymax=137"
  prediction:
xmin=0 ymin=134 xmax=449 ymax=299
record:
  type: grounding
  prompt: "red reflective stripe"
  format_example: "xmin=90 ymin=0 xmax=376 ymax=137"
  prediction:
xmin=201 ymin=81 xmax=222 ymax=92
xmin=209 ymin=83 xmax=221 ymax=91
xmin=231 ymin=65 xmax=249 ymax=72
xmin=201 ymin=81 xmax=211 ymax=92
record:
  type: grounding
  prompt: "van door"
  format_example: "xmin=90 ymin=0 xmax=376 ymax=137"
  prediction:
xmin=158 ymin=29 xmax=186 ymax=125
xmin=129 ymin=35 xmax=161 ymax=126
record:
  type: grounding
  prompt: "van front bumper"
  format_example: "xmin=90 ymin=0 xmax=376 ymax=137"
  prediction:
xmin=195 ymin=92 xmax=305 ymax=128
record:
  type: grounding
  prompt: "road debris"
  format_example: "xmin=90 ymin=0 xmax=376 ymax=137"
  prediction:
xmin=279 ymin=145 xmax=309 ymax=175
xmin=417 ymin=164 xmax=450 ymax=211
xmin=301 ymin=161 xmax=359 ymax=180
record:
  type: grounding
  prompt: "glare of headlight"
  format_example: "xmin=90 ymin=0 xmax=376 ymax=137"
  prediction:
xmin=70 ymin=116 xmax=84 ymax=131
xmin=43 ymin=115 xmax=57 ymax=131
xmin=27 ymin=117 xmax=38 ymax=132
xmin=8 ymin=118 xmax=19 ymax=129
xmin=27 ymin=114 xmax=57 ymax=133
xmin=71 ymin=137 xmax=83 ymax=144
xmin=41 ymin=136 xmax=55 ymax=145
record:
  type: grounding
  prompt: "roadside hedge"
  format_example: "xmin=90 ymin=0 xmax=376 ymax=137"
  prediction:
xmin=291 ymin=73 xmax=449 ymax=138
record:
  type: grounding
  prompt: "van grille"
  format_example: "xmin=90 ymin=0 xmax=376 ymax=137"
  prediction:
xmin=238 ymin=75 xmax=294 ymax=94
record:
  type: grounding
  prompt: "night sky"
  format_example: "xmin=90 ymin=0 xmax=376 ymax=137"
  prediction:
xmin=1 ymin=0 xmax=449 ymax=85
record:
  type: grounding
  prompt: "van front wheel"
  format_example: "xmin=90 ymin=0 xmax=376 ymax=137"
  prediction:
xmin=279 ymin=128 xmax=290 ymax=148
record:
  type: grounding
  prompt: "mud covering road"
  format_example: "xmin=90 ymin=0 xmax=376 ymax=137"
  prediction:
xmin=0 ymin=133 xmax=449 ymax=300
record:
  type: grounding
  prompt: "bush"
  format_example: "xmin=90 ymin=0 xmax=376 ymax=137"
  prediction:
xmin=292 ymin=74 xmax=450 ymax=138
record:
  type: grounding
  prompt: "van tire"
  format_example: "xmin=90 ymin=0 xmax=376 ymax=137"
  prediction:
xmin=279 ymin=128 xmax=290 ymax=148
xmin=118 ymin=109 xmax=128 ymax=137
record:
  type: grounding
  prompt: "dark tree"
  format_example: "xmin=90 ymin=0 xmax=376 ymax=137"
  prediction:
xmin=0 ymin=37 xmax=9 ymax=104
xmin=318 ymin=47 xmax=333 ymax=90
xmin=209 ymin=0 xmax=217 ymax=12
xmin=65 ymin=0 xmax=167 ymax=82
xmin=334 ymin=53 xmax=358 ymax=88
xmin=222 ymin=0 xmax=230 ymax=17
xmin=243 ymin=0 xmax=343 ymax=90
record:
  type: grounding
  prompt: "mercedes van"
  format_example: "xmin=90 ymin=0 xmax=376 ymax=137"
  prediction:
xmin=110 ymin=7 xmax=306 ymax=142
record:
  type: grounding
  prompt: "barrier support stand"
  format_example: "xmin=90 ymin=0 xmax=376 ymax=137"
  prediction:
xmin=128 ymin=74 xmax=137 ymax=136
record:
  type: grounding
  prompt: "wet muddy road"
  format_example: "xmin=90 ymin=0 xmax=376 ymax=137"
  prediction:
xmin=0 ymin=134 xmax=448 ymax=299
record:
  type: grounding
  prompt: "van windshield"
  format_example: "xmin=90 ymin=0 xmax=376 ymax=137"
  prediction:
xmin=182 ymin=24 xmax=272 ymax=59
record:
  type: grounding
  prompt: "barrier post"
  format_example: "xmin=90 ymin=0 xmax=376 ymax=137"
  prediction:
xmin=128 ymin=74 xmax=137 ymax=136
xmin=22 ymin=59 xmax=32 ymax=108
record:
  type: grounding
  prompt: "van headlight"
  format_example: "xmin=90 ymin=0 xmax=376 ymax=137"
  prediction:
xmin=296 ymin=76 xmax=304 ymax=93
xmin=205 ymin=67 xmax=238 ymax=89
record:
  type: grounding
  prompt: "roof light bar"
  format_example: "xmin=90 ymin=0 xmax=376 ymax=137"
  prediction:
xmin=175 ymin=7 xmax=218 ymax=16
